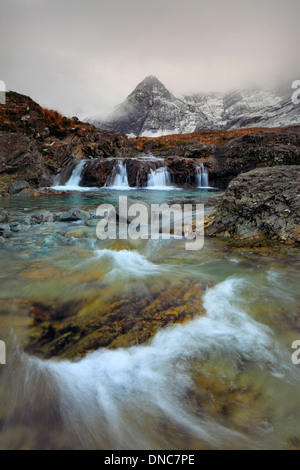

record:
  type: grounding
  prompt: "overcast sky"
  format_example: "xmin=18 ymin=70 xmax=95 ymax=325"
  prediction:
xmin=0 ymin=0 xmax=299 ymax=119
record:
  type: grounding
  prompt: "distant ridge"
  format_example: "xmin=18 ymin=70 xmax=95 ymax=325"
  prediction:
xmin=88 ymin=76 xmax=300 ymax=137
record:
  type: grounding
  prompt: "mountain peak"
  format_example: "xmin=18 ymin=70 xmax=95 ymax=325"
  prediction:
xmin=141 ymin=75 xmax=162 ymax=85
xmin=133 ymin=75 xmax=167 ymax=93
xmin=129 ymin=75 xmax=172 ymax=103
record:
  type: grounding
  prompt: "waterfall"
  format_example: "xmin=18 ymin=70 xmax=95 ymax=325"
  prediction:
xmin=51 ymin=160 xmax=90 ymax=191
xmin=147 ymin=167 xmax=172 ymax=189
xmin=64 ymin=160 xmax=86 ymax=188
xmin=196 ymin=163 xmax=209 ymax=188
xmin=105 ymin=160 xmax=130 ymax=189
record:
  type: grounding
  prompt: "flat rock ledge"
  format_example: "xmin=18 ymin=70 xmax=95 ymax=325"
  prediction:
xmin=205 ymin=166 xmax=300 ymax=244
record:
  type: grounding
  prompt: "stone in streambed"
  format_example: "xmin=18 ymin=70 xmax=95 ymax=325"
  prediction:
xmin=0 ymin=211 xmax=9 ymax=223
xmin=40 ymin=236 xmax=57 ymax=247
xmin=64 ymin=227 xmax=96 ymax=238
xmin=30 ymin=210 xmax=54 ymax=225
xmin=9 ymin=221 xmax=21 ymax=232
xmin=0 ymin=224 xmax=10 ymax=236
xmin=2 ymin=229 xmax=12 ymax=238
xmin=59 ymin=209 xmax=91 ymax=223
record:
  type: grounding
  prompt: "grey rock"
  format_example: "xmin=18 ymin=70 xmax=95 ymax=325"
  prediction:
xmin=9 ymin=221 xmax=21 ymax=232
xmin=0 ymin=223 xmax=10 ymax=235
xmin=40 ymin=236 xmax=56 ymax=247
xmin=59 ymin=209 xmax=91 ymax=223
xmin=3 ymin=229 xmax=12 ymax=238
xmin=30 ymin=210 xmax=54 ymax=225
xmin=8 ymin=181 xmax=30 ymax=195
xmin=0 ymin=210 xmax=9 ymax=223
xmin=205 ymin=166 xmax=300 ymax=244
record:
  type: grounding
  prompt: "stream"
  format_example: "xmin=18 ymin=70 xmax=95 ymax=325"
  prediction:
xmin=0 ymin=187 xmax=299 ymax=450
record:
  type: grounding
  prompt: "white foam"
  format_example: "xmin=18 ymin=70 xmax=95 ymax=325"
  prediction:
xmin=51 ymin=185 xmax=95 ymax=192
xmin=93 ymin=249 xmax=163 ymax=280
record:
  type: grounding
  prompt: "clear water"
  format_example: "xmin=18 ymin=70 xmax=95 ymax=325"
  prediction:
xmin=0 ymin=188 xmax=299 ymax=450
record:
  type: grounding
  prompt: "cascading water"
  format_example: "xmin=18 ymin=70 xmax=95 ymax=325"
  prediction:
xmin=196 ymin=163 xmax=209 ymax=188
xmin=105 ymin=160 xmax=130 ymax=189
xmin=51 ymin=160 xmax=89 ymax=191
xmin=64 ymin=160 xmax=86 ymax=187
xmin=147 ymin=167 xmax=173 ymax=189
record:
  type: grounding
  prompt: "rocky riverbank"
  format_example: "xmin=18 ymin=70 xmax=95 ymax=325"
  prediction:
xmin=134 ymin=126 xmax=300 ymax=189
xmin=205 ymin=166 xmax=300 ymax=244
xmin=0 ymin=91 xmax=137 ymax=193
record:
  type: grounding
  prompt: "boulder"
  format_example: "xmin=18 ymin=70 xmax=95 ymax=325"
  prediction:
xmin=8 ymin=180 xmax=30 ymax=195
xmin=205 ymin=166 xmax=300 ymax=244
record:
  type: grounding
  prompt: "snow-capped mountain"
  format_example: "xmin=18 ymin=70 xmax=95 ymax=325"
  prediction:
xmin=89 ymin=76 xmax=300 ymax=137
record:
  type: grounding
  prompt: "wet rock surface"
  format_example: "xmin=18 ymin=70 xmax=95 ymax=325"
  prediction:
xmin=205 ymin=166 xmax=300 ymax=244
xmin=22 ymin=276 xmax=211 ymax=359
xmin=80 ymin=157 xmax=163 ymax=188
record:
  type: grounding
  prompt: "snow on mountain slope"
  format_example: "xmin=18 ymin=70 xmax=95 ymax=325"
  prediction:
xmin=89 ymin=76 xmax=211 ymax=137
xmin=89 ymin=76 xmax=299 ymax=136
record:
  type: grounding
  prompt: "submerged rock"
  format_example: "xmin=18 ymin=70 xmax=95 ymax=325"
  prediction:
xmin=22 ymin=277 xmax=211 ymax=360
xmin=205 ymin=166 xmax=300 ymax=244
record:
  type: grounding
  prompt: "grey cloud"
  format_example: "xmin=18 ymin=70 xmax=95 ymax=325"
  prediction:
xmin=0 ymin=0 xmax=299 ymax=118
